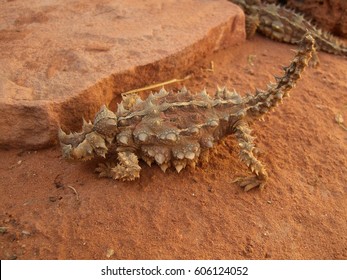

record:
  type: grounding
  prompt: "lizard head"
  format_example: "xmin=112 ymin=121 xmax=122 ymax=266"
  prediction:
xmin=58 ymin=105 xmax=118 ymax=161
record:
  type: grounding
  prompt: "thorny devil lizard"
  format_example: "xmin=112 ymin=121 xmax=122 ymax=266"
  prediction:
xmin=230 ymin=0 xmax=347 ymax=65
xmin=58 ymin=34 xmax=315 ymax=192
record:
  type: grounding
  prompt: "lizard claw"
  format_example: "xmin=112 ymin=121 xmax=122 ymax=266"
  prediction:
xmin=95 ymin=162 xmax=116 ymax=178
xmin=233 ymin=176 xmax=266 ymax=191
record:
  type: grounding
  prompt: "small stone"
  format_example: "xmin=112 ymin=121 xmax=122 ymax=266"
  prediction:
xmin=51 ymin=196 xmax=56 ymax=202
xmin=21 ymin=230 xmax=31 ymax=236
xmin=0 ymin=227 xmax=8 ymax=234
xmin=106 ymin=248 xmax=115 ymax=258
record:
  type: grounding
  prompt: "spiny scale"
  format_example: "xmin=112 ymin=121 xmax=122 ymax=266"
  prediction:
xmin=58 ymin=34 xmax=315 ymax=192
xmin=230 ymin=0 xmax=347 ymax=57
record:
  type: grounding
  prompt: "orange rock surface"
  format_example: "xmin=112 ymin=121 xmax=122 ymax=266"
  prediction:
xmin=0 ymin=0 xmax=244 ymax=148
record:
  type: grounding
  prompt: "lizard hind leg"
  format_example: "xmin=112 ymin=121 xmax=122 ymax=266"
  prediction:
xmin=245 ymin=13 xmax=260 ymax=39
xmin=233 ymin=122 xmax=268 ymax=191
xmin=309 ymin=47 xmax=320 ymax=68
xmin=95 ymin=151 xmax=141 ymax=181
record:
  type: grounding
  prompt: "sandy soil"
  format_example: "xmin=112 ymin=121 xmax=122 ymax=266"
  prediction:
xmin=0 ymin=35 xmax=346 ymax=260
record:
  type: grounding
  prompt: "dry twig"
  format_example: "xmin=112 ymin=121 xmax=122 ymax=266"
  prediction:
xmin=67 ymin=185 xmax=79 ymax=201
xmin=121 ymin=75 xmax=191 ymax=95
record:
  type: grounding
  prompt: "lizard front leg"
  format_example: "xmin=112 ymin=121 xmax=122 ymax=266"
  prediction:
xmin=233 ymin=122 xmax=268 ymax=191
xmin=96 ymin=151 xmax=141 ymax=181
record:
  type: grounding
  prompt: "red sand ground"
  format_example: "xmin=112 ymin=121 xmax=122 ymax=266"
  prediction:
xmin=0 ymin=35 xmax=346 ymax=260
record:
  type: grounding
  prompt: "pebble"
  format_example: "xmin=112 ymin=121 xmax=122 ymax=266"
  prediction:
xmin=106 ymin=248 xmax=115 ymax=258
xmin=0 ymin=227 xmax=8 ymax=234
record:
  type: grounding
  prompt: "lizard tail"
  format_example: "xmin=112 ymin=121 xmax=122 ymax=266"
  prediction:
xmin=313 ymin=29 xmax=347 ymax=56
xmin=245 ymin=33 xmax=315 ymax=120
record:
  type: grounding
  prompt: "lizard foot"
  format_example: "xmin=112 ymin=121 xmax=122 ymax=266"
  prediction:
xmin=95 ymin=151 xmax=141 ymax=181
xmin=309 ymin=49 xmax=320 ymax=68
xmin=95 ymin=162 xmax=116 ymax=178
xmin=233 ymin=176 xmax=266 ymax=192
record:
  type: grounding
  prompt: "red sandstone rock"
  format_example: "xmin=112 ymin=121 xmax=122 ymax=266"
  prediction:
xmin=0 ymin=0 xmax=245 ymax=148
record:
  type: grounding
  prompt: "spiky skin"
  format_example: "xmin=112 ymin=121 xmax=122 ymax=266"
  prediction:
xmin=230 ymin=0 xmax=347 ymax=57
xmin=58 ymin=35 xmax=315 ymax=191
